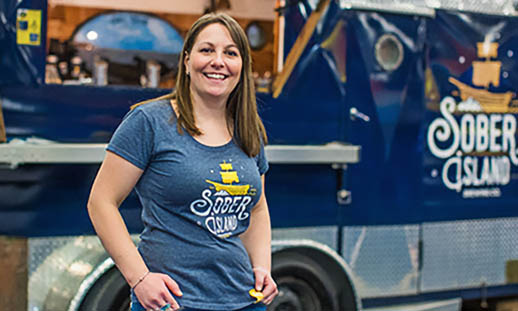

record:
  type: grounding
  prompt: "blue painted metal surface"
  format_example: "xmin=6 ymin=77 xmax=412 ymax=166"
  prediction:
xmin=259 ymin=2 xmax=347 ymax=229
xmin=0 ymin=0 xmax=47 ymax=86
xmin=0 ymin=0 xmax=516 ymax=237
xmin=0 ymin=84 xmax=168 ymax=236
xmin=342 ymin=10 xmax=427 ymax=226
xmin=2 ymin=84 xmax=168 ymax=141
xmin=0 ymin=163 xmax=143 ymax=236
xmin=2 ymin=0 xmax=518 ymax=304
xmin=423 ymin=10 xmax=518 ymax=221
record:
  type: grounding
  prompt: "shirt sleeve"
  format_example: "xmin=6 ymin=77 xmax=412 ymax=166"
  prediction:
xmin=255 ymin=142 xmax=269 ymax=175
xmin=106 ymin=108 xmax=154 ymax=170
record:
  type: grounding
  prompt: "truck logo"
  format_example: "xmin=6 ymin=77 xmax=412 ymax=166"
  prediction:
xmin=427 ymin=42 xmax=518 ymax=198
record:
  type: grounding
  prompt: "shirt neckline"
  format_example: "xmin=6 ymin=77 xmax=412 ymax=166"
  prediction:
xmin=167 ymin=99 xmax=235 ymax=151
xmin=187 ymin=132 xmax=234 ymax=150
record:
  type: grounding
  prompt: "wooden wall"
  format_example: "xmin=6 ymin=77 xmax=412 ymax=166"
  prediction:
xmin=0 ymin=237 xmax=28 ymax=311
xmin=47 ymin=5 xmax=274 ymax=75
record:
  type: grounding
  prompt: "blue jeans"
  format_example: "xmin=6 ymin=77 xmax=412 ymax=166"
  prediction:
xmin=130 ymin=301 xmax=267 ymax=311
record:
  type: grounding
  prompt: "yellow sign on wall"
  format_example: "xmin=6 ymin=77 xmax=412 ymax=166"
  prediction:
xmin=16 ymin=9 xmax=42 ymax=46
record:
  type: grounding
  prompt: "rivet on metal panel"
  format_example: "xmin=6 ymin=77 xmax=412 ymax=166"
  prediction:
xmin=337 ymin=189 xmax=351 ymax=205
xmin=331 ymin=163 xmax=347 ymax=170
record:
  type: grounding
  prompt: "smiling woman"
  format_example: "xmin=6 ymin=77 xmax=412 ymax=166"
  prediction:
xmin=87 ymin=12 xmax=276 ymax=311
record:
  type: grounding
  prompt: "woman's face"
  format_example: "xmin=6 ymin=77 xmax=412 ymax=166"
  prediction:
xmin=185 ymin=23 xmax=243 ymax=102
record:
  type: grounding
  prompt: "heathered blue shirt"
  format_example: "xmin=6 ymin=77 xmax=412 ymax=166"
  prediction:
xmin=106 ymin=99 xmax=269 ymax=310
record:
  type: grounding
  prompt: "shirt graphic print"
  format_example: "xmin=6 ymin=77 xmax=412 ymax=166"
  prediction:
xmin=191 ymin=160 xmax=257 ymax=238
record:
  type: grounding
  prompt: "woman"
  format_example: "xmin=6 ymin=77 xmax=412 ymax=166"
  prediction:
xmin=87 ymin=12 xmax=277 ymax=311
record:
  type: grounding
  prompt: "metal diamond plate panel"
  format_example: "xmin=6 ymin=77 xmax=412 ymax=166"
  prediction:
xmin=272 ymin=226 xmax=338 ymax=250
xmin=422 ymin=218 xmax=518 ymax=291
xmin=342 ymin=0 xmax=429 ymax=7
xmin=28 ymin=237 xmax=71 ymax=277
xmin=340 ymin=0 xmax=517 ymax=15
xmin=340 ymin=0 xmax=435 ymax=15
xmin=342 ymin=225 xmax=420 ymax=297
xmin=427 ymin=0 xmax=517 ymax=15
xmin=28 ymin=236 xmax=106 ymax=311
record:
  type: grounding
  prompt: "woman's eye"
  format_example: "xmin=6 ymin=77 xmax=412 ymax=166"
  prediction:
xmin=226 ymin=50 xmax=238 ymax=57
xmin=200 ymin=48 xmax=213 ymax=53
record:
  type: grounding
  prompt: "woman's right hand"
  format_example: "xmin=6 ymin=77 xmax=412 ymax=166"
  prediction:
xmin=134 ymin=272 xmax=183 ymax=311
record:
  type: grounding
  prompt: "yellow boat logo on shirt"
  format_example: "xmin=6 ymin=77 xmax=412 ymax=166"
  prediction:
xmin=205 ymin=161 xmax=256 ymax=196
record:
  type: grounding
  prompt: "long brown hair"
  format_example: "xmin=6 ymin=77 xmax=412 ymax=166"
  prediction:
xmin=172 ymin=12 xmax=267 ymax=157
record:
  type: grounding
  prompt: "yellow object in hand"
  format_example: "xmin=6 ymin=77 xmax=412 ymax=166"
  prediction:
xmin=249 ymin=288 xmax=264 ymax=303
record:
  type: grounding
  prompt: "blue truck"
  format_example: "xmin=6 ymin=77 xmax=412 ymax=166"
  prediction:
xmin=2 ymin=0 xmax=518 ymax=310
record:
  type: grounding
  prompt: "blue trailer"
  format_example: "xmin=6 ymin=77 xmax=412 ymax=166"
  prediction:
xmin=1 ymin=0 xmax=518 ymax=310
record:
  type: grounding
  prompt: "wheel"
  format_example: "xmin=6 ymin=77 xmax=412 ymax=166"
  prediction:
xmin=268 ymin=251 xmax=340 ymax=311
xmin=269 ymin=275 xmax=323 ymax=311
xmin=79 ymin=267 xmax=130 ymax=311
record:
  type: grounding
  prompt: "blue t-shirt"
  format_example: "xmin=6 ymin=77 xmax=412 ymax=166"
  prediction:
xmin=107 ymin=99 xmax=269 ymax=310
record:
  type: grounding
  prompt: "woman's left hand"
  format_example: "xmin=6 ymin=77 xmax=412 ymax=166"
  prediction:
xmin=253 ymin=267 xmax=278 ymax=305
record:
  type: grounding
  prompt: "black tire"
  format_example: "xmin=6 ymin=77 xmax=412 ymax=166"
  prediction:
xmin=269 ymin=251 xmax=340 ymax=311
xmin=79 ymin=267 xmax=131 ymax=311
